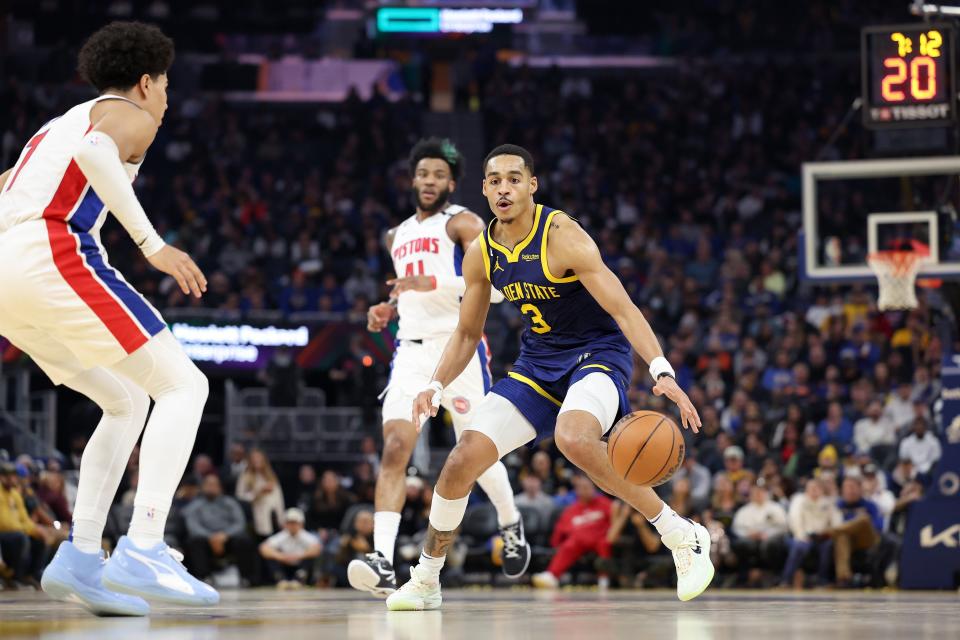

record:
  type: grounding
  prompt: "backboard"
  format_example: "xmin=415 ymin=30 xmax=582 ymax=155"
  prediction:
xmin=801 ymin=156 xmax=960 ymax=283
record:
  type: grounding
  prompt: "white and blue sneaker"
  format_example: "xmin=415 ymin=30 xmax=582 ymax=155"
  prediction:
xmin=41 ymin=541 xmax=150 ymax=617
xmin=102 ymin=536 xmax=219 ymax=606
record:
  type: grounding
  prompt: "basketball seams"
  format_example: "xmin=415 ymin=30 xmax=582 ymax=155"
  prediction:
xmin=639 ymin=420 xmax=676 ymax=486
xmin=622 ymin=417 xmax=666 ymax=480
xmin=607 ymin=411 xmax=656 ymax=464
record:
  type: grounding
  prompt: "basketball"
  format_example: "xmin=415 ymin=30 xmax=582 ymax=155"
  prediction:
xmin=607 ymin=411 xmax=685 ymax=486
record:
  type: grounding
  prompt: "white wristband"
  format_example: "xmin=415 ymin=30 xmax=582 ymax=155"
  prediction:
xmin=649 ymin=356 xmax=676 ymax=381
xmin=426 ymin=380 xmax=443 ymax=407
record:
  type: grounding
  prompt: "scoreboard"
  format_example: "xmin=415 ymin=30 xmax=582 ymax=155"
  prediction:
xmin=862 ymin=23 xmax=957 ymax=128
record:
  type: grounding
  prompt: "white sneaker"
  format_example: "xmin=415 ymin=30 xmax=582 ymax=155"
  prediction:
xmin=531 ymin=571 xmax=559 ymax=589
xmin=661 ymin=520 xmax=715 ymax=601
xmin=385 ymin=565 xmax=442 ymax=611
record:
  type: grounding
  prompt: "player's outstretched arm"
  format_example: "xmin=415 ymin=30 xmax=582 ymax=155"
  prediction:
xmin=410 ymin=238 xmax=492 ymax=429
xmin=548 ymin=214 xmax=701 ymax=431
xmin=78 ymin=101 xmax=206 ymax=297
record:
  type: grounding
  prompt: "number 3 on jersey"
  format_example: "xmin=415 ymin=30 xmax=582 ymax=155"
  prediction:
xmin=521 ymin=303 xmax=552 ymax=334
xmin=404 ymin=260 xmax=424 ymax=277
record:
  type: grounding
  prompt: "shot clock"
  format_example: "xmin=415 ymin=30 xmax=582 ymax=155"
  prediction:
xmin=862 ymin=23 xmax=957 ymax=128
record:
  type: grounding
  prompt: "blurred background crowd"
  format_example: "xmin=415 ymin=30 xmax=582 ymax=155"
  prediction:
xmin=0 ymin=0 xmax=956 ymax=593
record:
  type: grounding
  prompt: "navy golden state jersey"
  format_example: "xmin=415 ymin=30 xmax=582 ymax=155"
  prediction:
xmin=479 ymin=204 xmax=632 ymax=440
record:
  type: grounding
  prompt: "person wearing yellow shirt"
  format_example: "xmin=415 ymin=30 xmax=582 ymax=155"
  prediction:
xmin=0 ymin=463 xmax=49 ymax=586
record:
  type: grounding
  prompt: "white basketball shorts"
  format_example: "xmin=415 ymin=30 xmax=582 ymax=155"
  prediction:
xmin=0 ymin=220 xmax=166 ymax=384
xmin=381 ymin=335 xmax=493 ymax=436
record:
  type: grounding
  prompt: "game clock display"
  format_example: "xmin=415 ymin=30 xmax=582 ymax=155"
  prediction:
xmin=862 ymin=23 xmax=956 ymax=128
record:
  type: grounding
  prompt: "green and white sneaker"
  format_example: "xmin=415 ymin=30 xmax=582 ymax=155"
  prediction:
xmin=385 ymin=564 xmax=442 ymax=611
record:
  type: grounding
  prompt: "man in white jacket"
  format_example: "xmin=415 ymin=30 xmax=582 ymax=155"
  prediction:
xmin=780 ymin=478 xmax=841 ymax=588
xmin=731 ymin=482 xmax=789 ymax=585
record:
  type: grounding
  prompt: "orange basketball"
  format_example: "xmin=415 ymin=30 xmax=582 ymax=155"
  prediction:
xmin=607 ymin=411 xmax=684 ymax=486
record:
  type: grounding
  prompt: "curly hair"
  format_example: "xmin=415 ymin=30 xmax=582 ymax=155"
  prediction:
xmin=77 ymin=21 xmax=175 ymax=92
xmin=408 ymin=137 xmax=464 ymax=181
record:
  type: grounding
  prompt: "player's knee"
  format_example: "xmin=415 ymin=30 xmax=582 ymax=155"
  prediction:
xmin=443 ymin=431 xmax=496 ymax=480
xmin=381 ymin=431 xmax=413 ymax=470
xmin=554 ymin=421 xmax=591 ymax=463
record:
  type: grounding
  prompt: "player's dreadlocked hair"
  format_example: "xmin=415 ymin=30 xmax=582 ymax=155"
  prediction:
xmin=483 ymin=144 xmax=535 ymax=175
xmin=78 ymin=21 xmax=175 ymax=92
xmin=408 ymin=137 xmax=464 ymax=181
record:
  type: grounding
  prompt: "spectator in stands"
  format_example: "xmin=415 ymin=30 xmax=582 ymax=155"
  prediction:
xmin=853 ymin=400 xmax=896 ymax=462
xmin=191 ymin=454 xmax=217 ymax=485
xmin=220 ymin=443 xmax=248 ymax=495
xmin=731 ymin=481 xmax=789 ymax=586
xmin=828 ymin=476 xmax=883 ymax=587
xmin=861 ymin=465 xmax=895 ymax=530
xmin=603 ymin=501 xmax=672 ymax=589
xmin=526 ymin=451 xmax=560 ymax=496
xmin=183 ymin=474 xmax=257 ymax=586
xmin=785 ymin=431 xmax=822 ymax=479
xmin=718 ymin=445 xmax=753 ymax=486
xmin=258 ymin=508 xmax=321 ymax=589
xmin=884 ymin=382 xmax=916 ymax=435
xmin=236 ymin=448 xmax=285 ymax=539
xmin=531 ymin=474 xmax=612 ymax=589
xmin=897 ymin=418 xmax=942 ymax=482
xmin=308 ymin=471 xmax=356 ymax=533
xmin=670 ymin=449 xmax=711 ymax=512
xmin=359 ymin=436 xmax=381 ymax=477
xmin=817 ymin=401 xmax=854 ymax=454
xmin=0 ymin=463 xmax=49 ymax=587
xmin=780 ymin=478 xmax=839 ymax=589
xmin=294 ymin=464 xmax=317 ymax=513
xmin=514 ymin=475 xmax=555 ymax=525
xmin=35 ymin=471 xmax=72 ymax=525
xmin=333 ymin=508 xmax=375 ymax=587
xmin=349 ymin=461 xmax=377 ymax=505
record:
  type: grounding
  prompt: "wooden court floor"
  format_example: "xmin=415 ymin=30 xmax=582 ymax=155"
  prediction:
xmin=0 ymin=588 xmax=955 ymax=639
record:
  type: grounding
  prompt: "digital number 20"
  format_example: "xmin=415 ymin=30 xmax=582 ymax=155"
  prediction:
xmin=882 ymin=56 xmax=937 ymax=102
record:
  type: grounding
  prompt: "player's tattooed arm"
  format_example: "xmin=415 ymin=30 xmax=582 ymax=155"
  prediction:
xmin=423 ymin=525 xmax=459 ymax=558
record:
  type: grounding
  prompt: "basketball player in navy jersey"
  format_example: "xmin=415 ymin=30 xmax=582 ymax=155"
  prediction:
xmin=387 ymin=145 xmax=714 ymax=611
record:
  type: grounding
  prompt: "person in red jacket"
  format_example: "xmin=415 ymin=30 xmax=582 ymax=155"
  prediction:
xmin=532 ymin=473 xmax=612 ymax=588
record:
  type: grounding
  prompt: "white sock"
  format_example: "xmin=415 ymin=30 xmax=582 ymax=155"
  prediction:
xmin=129 ymin=505 xmax=168 ymax=548
xmin=649 ymin=502 xmax=691 ymax=537
xmin=418 ymin=551 xmax=445 ymax=583
xmin=111 ymin=332 xmax=209 ymax=550
xmin=71 ymin=518 xmax=105 ymax=554
xmin=374 ymin=511 xmax=402 ymax=562
xmin=63 ymin=368 xmax=151 ymax=555
xmin=476 ymin=462 xmax=520 ymax=527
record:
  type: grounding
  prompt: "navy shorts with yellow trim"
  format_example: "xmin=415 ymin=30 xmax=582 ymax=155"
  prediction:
xmin=490 ymin=347 xmax=632 ymax=444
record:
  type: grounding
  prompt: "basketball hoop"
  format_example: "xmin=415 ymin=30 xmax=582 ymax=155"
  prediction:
xmin=867 ymin=250 xmax=930 ymax=310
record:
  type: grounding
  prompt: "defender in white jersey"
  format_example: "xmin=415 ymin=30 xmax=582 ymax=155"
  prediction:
xmin=0 ymin=22 xmax=216 ymax=615
xmin=348 ymin=139 xmax=529 ymax=597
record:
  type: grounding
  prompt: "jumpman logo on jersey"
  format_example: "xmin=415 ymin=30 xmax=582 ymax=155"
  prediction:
xmin=493 ymin=256 xmax=505 ymax=273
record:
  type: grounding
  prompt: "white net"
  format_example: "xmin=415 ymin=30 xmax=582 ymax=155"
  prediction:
xmin=867 ymin=251 xmax=929 ymax=310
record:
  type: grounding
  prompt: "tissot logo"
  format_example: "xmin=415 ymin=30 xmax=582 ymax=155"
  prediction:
xmin=920 ymin=524 xmax=960 ymax=548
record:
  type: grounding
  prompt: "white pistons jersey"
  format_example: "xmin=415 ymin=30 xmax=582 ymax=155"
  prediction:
xmin=391 ymin=204 xmax=467 ymax=340
xmin=0 ymin=94 xmax=143 ymax=234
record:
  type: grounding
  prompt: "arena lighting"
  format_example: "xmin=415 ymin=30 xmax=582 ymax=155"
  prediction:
xmin=376 ymin=7 xmax=523 ymax=34
xmin=911 ymin=2 xmax=960 ymax=17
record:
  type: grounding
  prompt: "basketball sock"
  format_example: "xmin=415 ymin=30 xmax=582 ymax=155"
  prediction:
xmin=63 ymin=367 xmax=151 ymax=555
xmin=129 ymin=506 xmax=168 ymax=548
xmin=418 ymin=552 xmax=446 ymax=583
xmin=110 ymin=331 xmax=209 ymax=549
xmin=649 ymin=502 xmax=691 ymax=537
xmin=477 ymin=461 xmax=520 ymax=527
xmin=374 ymin=511 xmax=402 ymax=562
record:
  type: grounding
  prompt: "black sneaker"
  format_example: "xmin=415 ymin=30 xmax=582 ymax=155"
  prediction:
xmin=500 ymin=516 xmax=531 ymax=579
xmin=347 ymin=551 xmax=397 ymax=598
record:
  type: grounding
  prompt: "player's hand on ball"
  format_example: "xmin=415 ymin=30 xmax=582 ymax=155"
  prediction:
xmin=366 ymin=302 xmax=395 ymax=331
xmin=411 ymin=388 xmax=441 ymax=433
xmin=387 ymin=275 xmax=434 ymax=297
xmin=652 ymin=376 xmax=702 ymax=433
xmin=147 ymin=245 xmax=207 ymax=298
